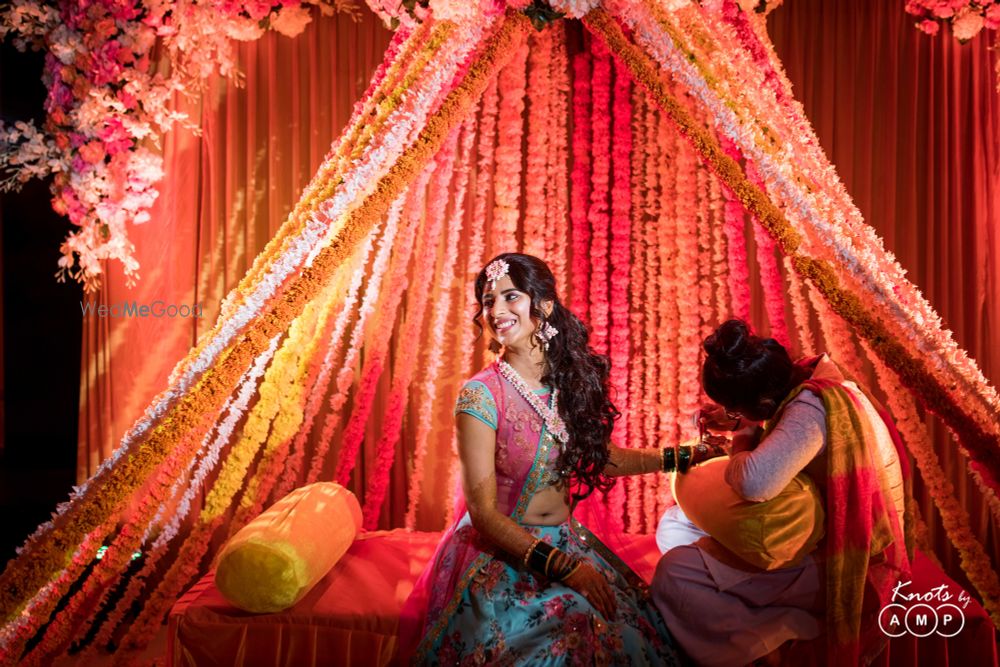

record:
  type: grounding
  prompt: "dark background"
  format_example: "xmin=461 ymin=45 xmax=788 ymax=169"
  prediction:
xmin=0 ymin=41 xmax=82 ymax=564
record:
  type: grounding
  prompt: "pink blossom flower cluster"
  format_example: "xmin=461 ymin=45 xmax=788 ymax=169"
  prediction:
xmin=0 ymin=0 xmax=353 ymax=291
xmin=906 ymin=0 xmax=1000 ymax=41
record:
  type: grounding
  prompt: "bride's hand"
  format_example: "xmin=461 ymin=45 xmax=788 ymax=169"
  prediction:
xmin=696 ymin=404 xmax=741 ymax=433
xmin=563 ymin=561 xmax=616 ymax=620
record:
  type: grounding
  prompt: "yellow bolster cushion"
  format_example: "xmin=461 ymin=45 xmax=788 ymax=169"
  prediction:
xmin=673 ymin=457 xmax=825 ymax=570
xmin=214 ymin=482 xmax=362 ymax=613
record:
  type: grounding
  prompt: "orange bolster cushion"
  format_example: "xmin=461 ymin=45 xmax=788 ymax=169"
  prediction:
xmin=214 ymin=482 xmax=362 ymax=612
xmin=673 ymin=457 xmax=824 ymax=570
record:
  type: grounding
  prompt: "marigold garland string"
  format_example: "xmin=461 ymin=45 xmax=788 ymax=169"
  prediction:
xmin=654 ymin=113 xmax=679 ymax=515
xmin=569 ymin=43 xmax=593 ymax=319
xmin=696 ymin=152 xmax=715 ymax=345
xmin=674 ymin=118 xmax=700 ymax=443
xmin=494 ymin=40 xmax=529 ymax=245
xmin=608 ymin=55 xmax=633 ymax=530
xmin=784 ymin=254 xmax=816 ymax=357
xmin=638 ymin=94 xmax=663 ymax=528
xmin=627 ymin=89 xmax=649 ymax=533
xmin=523 ymin=29 xmax=552 ymax=258
xmin=718 ymin=135 xmax=751 ymax=322
xmin=546 ymin=22 xmax=571 ymax=290
xmin=587 ymin=36 xmax=612 ymax=356
xmin=745 ymin=157 xmax=790 ymax=348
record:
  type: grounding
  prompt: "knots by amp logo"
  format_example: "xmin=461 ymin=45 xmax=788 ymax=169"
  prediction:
xmin=878 ymin=580 xmax=971 ymax=638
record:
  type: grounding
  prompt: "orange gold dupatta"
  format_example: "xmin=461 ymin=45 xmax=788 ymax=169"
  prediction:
xmin=770 ymin=356 xmax=912 ymax=664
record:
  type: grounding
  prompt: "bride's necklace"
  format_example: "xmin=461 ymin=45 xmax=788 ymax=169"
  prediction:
xmin=497 ymin=359 xmax=569 ymax=445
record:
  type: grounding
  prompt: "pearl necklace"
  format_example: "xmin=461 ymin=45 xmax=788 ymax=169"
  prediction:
xmin=497 ymin=360 xmax=569 ymax=444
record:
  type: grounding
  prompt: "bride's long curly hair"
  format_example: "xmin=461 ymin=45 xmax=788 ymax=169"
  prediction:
xmin=473 ymin=253 xmax=617 ymax=502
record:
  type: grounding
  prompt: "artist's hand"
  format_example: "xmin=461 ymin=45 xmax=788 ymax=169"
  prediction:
xmin=691 ymin=434 xmax=730 ymax=465
xmin=564 ymin=561 xmax=616 ymax=620
xmin=696 ymin=404 xmax=741 ymax=433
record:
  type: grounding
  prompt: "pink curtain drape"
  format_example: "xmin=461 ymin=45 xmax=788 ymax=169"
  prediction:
xmin=767 ymin=1 xmax=1000 ymax=587
xmin=77 ymin=11 xmax=392 ymax=479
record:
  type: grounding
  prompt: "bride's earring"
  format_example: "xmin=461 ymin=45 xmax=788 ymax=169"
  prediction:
xmin=534 ymin=321 xmax=559 ymax=352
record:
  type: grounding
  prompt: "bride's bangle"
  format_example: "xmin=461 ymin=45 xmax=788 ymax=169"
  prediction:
xmin=661 ymin=447 xmax=677 ymax=472
xmin=522 ymin=538 xmax=542 ymax=568
xmin=677 ymin=445 xmax=692 ymax=474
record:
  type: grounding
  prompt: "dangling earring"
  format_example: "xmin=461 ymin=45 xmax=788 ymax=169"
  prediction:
xmin=535 ymin=321 xmax=559 ymax=352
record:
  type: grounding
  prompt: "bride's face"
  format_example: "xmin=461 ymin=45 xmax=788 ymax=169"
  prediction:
xmin=481 ymin=275 xmax=537 ymax=351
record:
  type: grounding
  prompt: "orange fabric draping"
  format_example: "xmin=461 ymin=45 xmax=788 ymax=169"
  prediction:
xmin=77 ymin=11 xmax=393 ymax=481
xmin=767 ymin=1 xmax=1000 ymax=592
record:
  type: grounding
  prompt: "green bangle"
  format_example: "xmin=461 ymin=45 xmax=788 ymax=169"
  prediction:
xmin=677 ymin=446 xmax=692 ymax=474
xmin=661 ymin=447 xmax=677 ymax=473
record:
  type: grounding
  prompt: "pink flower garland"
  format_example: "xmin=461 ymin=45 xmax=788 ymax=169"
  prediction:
xmin=783 ymin=255 xmax=816 ymax=356
xmin=718 ymin=134 xmax=751 ymax=322
xmin=639 ymin=97 xmax=663 ymax=532
xmin=523 ymin=29 xmax=552 ymax=258
xmin=674 ymin=117 xmax=701 ymax=443
xmin=545 ymin=23 xmax=570 ymax=290
xmin=745 ymin=157 xmax=790 ymax=348
xmin=493 ymin=41 xmax=528 ymax=244
xmin=587 ymin=37 xmax=612 ymax=356
xmin=627 ymin=89 xmax=649 ymax=533
xmin=569 ymin=45 xmax=593 ymax=319
xmin=334 ymin=133 xmax=457 ymax=488
xmin=608 ymin=57 xmax=632 ymax=531
xmin=709 ymin=175 xmax=731 ymax=323
xmin=655 ymin=114 xmax=679 ymax=516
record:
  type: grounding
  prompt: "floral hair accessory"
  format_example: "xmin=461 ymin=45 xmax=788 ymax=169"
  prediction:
xmin=485 ymin=258 xmax=510 ymax=289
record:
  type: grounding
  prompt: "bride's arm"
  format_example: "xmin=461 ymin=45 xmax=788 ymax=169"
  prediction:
xmin=603 ymin=438 xmax=729 ymax=477
xmin=457 ymin=412 xmax=542 ymax=558
xmin=602 ymin=446 xmax=663 ymax=477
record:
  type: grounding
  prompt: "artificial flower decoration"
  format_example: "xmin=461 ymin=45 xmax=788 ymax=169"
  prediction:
xmin=0 ymin=0 xmax=356 ymax=291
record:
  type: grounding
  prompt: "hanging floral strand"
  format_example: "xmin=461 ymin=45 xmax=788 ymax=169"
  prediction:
xmin=546 ymin=22 xmax=571 ymax=290
xmin=494 ymin=40 xmax=529 ymax=244
xmin=627 ymin=88 xmax=649 ymax=532
xmin=569 ymin=42 xmax=593 ymax=318
xmin=587 ymin=36 xmax=613 ymax=355
xmin=523 ymin=29 xmax=553 ymax=257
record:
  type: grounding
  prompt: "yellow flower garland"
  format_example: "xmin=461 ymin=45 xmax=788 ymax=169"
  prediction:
xmin=582 ymin=5 xmax=1000 ymax=624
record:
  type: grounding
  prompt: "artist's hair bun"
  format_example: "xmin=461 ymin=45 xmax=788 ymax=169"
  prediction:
xmin=703 ymin=319 xmax=756 ymax=366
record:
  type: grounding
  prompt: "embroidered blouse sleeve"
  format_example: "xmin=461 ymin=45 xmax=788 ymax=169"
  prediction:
xmin=454 ymin=380 xmax=498 ymax=430
xmin=724 ymin=390 xmax=827 ymax=502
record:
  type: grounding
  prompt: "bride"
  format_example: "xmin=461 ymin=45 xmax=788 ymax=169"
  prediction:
xmin=397 ymin=253 xmax=706 ymax=665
